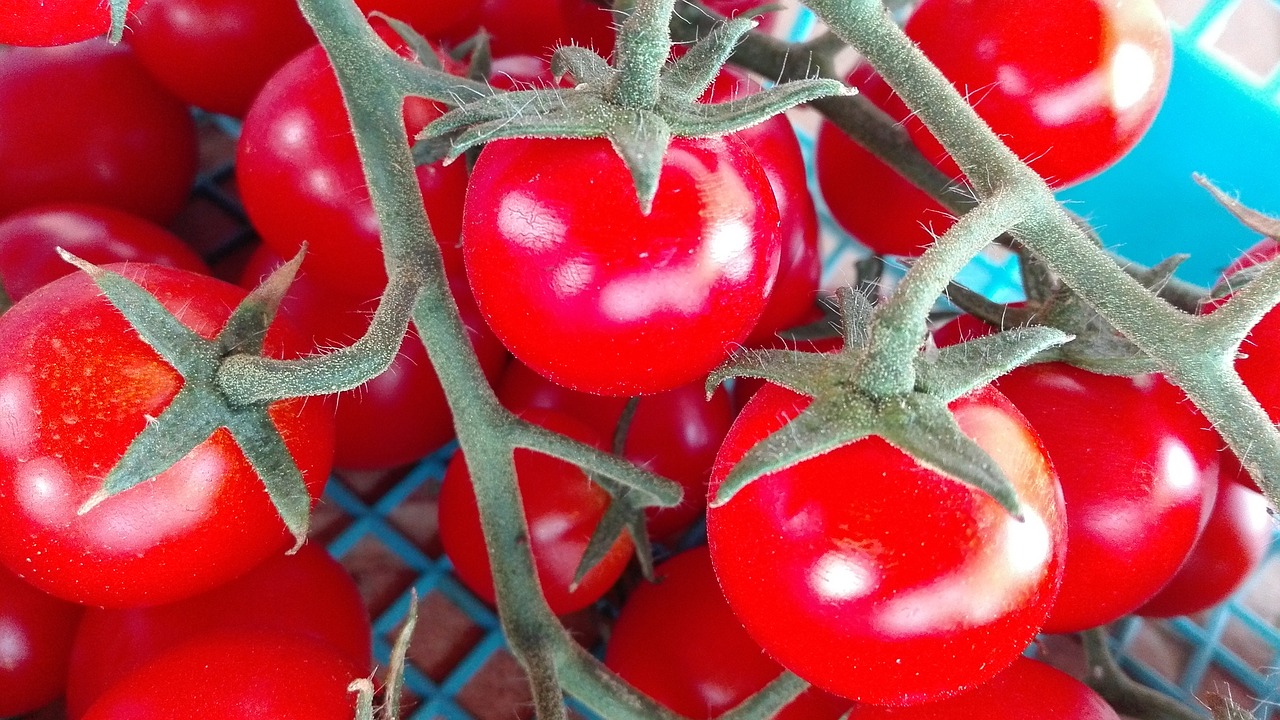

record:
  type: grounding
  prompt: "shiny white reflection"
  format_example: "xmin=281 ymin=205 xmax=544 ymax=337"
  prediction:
xmin=498 ymin=191 xmax=567 ymax=252
xmin=1111 ymin=42 xmax=1157 ymax=112
xmin=810 ymin=550 xmax=877 ymax=603
xmin=1158 ymin=438 xmax=1199 ymax=492
xmin=599 ymin=269 xmax=710 ymax=323
xmin=551 ymin=258 xmax=594 ymax=298
xmin=703 ymin=218 xmax=754 ymax=283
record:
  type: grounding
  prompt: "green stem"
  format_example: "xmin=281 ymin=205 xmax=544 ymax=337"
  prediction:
xmin=610 ymin=0 xmax=677 ymax=109
xmin=1081 ymin=629 xmax=1205 ymax=720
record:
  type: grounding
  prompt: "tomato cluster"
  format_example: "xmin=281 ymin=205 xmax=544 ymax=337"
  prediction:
xmin=0 ymin=0 xmax=1273 ymax=719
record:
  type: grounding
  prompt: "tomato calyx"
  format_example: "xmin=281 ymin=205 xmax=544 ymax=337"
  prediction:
xmin=64 ymin=252 xmax=318 ymax=548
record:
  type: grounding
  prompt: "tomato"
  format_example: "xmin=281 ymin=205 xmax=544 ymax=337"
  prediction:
xmin=438 ymin=409 xmax=633 ymax=615
xmin=0 ymin=264 xmax=336 ymax=607
xmin=0 ymin=203 xmax=207 ymax=302
xmin=80 ymin=632 xmax=363 ymax=720
xmin=605 ymin=547 xmax=851 ymax=720
xmin=815 ymin=65 xmax=954 ymax=257
xmin=478 ymin=0 xmax=615 ymax=58
xmin=0 ymin=42 xmax=198 ymax=223
xmin=497 ymin=360 xmax=734 ymax=541
xmin=1137 ymin=476 xmax=1274 ymax=618
xmin=0 ymin=564 xmax=83 ymax=717
xmin=707 ymin=383 xmax=1065 ymax=705
xmin=0 ymin=1 xmax=143 ymax=47
xmin=237 ymin=32 xmax=469 ymax=300
xmin=66 ymin=543 xmax=370 ymax=719
xmin=848 ymin=657 xmax=1118 ymax=719
xmin=353 ymin=0 xmax=482 ymax=43
xmin=1222 ymin=237 xmax=1280 ymax=282
xmin=241 ymin=245 xmax=509 ymax=471
xmin=463 ymin=135 xmax=781 ymax=396
xmin=704 ymin=0 xmax=779 ymax=32
xmin=903 ymin=0 xmax=1172 ymax=188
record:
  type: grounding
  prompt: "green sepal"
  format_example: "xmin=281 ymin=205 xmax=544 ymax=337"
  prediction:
xmin=411 ymin=134 xmax=456 ymax=166
xmin=518 ymin=423 xmax=681 ymax=507
xmin=609 ymin=0 xmax=677 ymax=110
xmin=443 ymin=110 xmax=612 ymax=163
xmin=108 ymin=0 xmax=129 ymax=43
xmin=666 ymin=79 xmax=849 ymax=135
xmin=1198 ymin=174 xmax=1280 ymax=241
xmin=607 ymin=111 xmax=673 ymax=213
xmin=227 ymin=410 xmax=314 ymax=550
xmin=219 ymin=248 xmax=303 ymax=356
xmin=551 ymin=46 xmax=616 ymax=86
xmin=661 ymin=16 xmax=757 ymax=104
xmin=369 ymin=11 xmax=441 ymax=69
xmin=572 ymin=488 xmax=655 ymax=588
xmin=943 ymin=281 xmax=1034 ymax=330
xmin=1011 ymin=243 xmax=1059 ymax=304
xmin=706 ymin=348 xmax=837 ymax=398
xmin=916 ymin=325 xmax=1071 ymax=402
xmin=461 ymin=31 xmax=494 ymax=84
xmin=1126 ymin=254 xmax=1190 ymax=293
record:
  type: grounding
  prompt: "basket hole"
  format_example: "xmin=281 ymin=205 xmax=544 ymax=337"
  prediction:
xmin=1208 ymin=0 xmax=1280 ymax=82
xmin=1156 ymin=0 xmax=1213 ymax=29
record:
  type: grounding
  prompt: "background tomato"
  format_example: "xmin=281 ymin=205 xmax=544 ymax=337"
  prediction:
xmin=0 ymin=564 xmax=83 ymax=717
xmin=0 ymin=1 xmax=143 ymax=47
xmin=478 ymin=0 xmax=614 ymax=58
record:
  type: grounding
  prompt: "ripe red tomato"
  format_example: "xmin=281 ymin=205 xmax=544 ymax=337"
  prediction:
xmin=0 ymin=42 xmax=198 ymax=222
xmin=497 ymin=360 xmax=735 ymax=541
xmin=438 ymin=409 xmax=633 ymax=615
xmin=66 ymin=543 xmax=370 ymax=719
xmin=707 ymin=383 xmax=1066 ymax=705
xmin=79 ymin=632 xmax=363 ymax=720
xmin=605 ymin=547 xmax=851 ymax=720
xmin=237 ymin=32 xmax=469 ymax=300
xmin=0 ymin=264 xmax=336 ymax=607
xmin=463 ymin=135 xmax=781 ymax=396
xmin=354 ymin=0 xmax=482 ymax=44
xmin=0 ymin=203 xmax=207 ymax=302
xmin=0 ymin=1 xmax=143 ymax=47
xmin=903 ymin=0 xmax=1173 ymax=188
xmin=848 ymin=657 xmax=1119 ymax=719
xmin=478 ymin=0 xmax=614 ymax=57
xmin=0 ymin=564 xmax=83 ymax=717
xmin=1137 ymin=476 xmax=1274 ymax=618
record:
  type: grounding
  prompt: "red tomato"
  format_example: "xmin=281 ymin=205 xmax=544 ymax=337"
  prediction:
xmin=354 ymin=0 xmax=482 ymax=43
xmin=605 ymin=547 xmax=851 ymax=720
xmin=463 ymin=135 xmax=781 ymax=396
xmin=438 ymin=409 xmax=633 ymax=615
xmin=705 ymin=0 xmax=779 ymax=31
xmin=1137 ymin=476 xmax=1274 ymax=618
xmin=0 ymin=42 xmax=198 ymax=222
xmin=80 ymin=632 xmax=362 ymax=720
xmin=707 ymin=383 xmax=1066 ymax=705
xmin=66 ymin=543 xmax=370 ymax=719
xmin=0 ymin=264 xmax=336 ymax=607
xmin=903 ymin=0 xmax=1173 ymax=188
xmin=815 ymin=65 xmax=954 ymax=257
xmin=1222 ymin=237 xmax=1280 ymax=282
xmin=478 ymin=0 xmax=615 ymax=58
xmin=497 ymin=360 xmax=735 ymax=541
xmin=0 ymin=203 xmax=207 ymax=302
xmin=237 ymin=33 xmax=469 ymax=300
xmin=0 ymin=1 xmax=143 ymax=47
xmin=0 ymin=564 xmax=83 ymax=717
xmin=848 ymin=657 xmax=1118 ymax=719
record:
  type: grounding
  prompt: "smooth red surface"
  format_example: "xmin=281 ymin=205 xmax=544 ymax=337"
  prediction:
xmin=497 ymin=360 xmax=735 ymax=541
xmin=478 ymin=0 xmax=615 ymax=58
xmin=606 ymin=547 xmax=850 ymax=720
xmin=0 ymin=1 xmax=143 ymax=46
xmin=80 ymin=633 xmax=363 ymax=720
xmin=0 ymin=42 xmax=198 ymax=222
xmin=355 ymin=0 xmax=482 ymax=43
xmin=904 ymin=0 xmax=1172 ymax=187
xmin=0 ymin=265 xmax=336 ymax=607
xmin=0 ymin=564 xmax=83 ymax=717
xmin=438 ymin=410 xmax=633 ymax=615
xmin=237 ymin=35 xmax=468 ymax=300
xmin=464 ymin=135 xmax=781 ymax=396
xmin=0 ymin=203 xmax=207 ymax=301
xmin=849 ymin=658 xmax=1118 ymax=718
xmin=707 ymin=384 xmax=1065 ymax=705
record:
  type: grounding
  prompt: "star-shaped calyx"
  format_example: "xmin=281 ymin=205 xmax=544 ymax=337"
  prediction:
xmin=67 ymin=250 xmax=317 ymax=549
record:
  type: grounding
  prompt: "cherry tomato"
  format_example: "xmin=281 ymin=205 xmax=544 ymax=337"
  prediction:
xmin=478 ymin=0 xmax=615 ymax=58
xmin=0 ymin=203 xmax=207 ymax=302
xmin=903 ymin=0 xmax=1173 ymax=188
xmin=66 ymin=543 xmax=370 ymax=719
xmin=1137 ymin=476 xmax=1274 ymax=618
xmin=815 ymin=65 xmax=954 ymax=257
xmin=0 ymin=42 xmax=198 ymax=223
xmin=0 ymin=564 xmax=83 ymax=717
xmin=0 ymin=264 xmax=336 ymax=607
xmin=707 ymin=383 xmax=1065 ymax=705
xmin=463 ymin=135 xmax=781 ymax=396
xmin=605 ymin=547 xmax=851 ymax=720
xmin=848 ymin=657 xmax=1118 ymax=719
xmin=438 ymin=409 xmax=633 ymax=615
xmin=353 ymin=0 xmax=482 ymax=43
xmin=497 ymin=360 xmax=735 ymax=541
xmin=237 ymin=32 xmax=469 ymax=300
xmin=0 ymin=1 xmax=143 ymax=47
xmin=80 ymin=632 xmax=363 ymax=720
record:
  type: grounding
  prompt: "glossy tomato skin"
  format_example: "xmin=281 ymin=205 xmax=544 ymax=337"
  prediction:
xmin=605 ymin=547 xmax=851 ymax=720
xmin=238 ymin=35 xmax=469 ymax=300
xmin=848 ymin=657 xmax=1118 ymax=719
xmin=0 ymin=1 xmax=143 ymax=46
xmin=0 ymin=264 xmax=336 ymax=608
xmin=464 ymin=135 xmax=781 ymax=396
xmin=707 ymin=384 xmax=1066 ymax=705
xmin=904 ymin=0 xmax=1172 ymax=187
xmin=497 ymin=360 xmax=735 ymax=541
xmin=80 ymin=632 xmax=362 ymax=720
xmin=438 ymin=409 xmax=633 ymax=615
xmin=478 ymin=0 xmax=614 ymax=57
xmin=66 ymin=543 xmax=370 ymax=719
xmin=0 ymin=203 xmax=207 ymax=302
xmin=0 ymin=564 xmax=83 ymax=717
xmin=0 ymin=42 xmax=198 ymax=222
